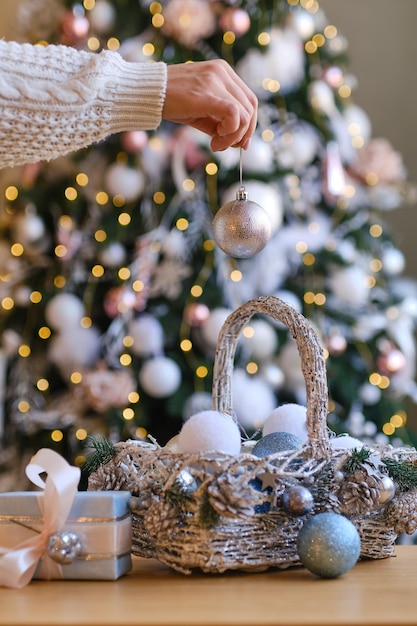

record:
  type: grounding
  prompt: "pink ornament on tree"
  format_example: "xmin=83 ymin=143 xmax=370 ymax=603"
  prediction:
xmin=60 ymin=11 xmax=90 ymax=45
xmin=121 ymin=131 xmax=148 ymax=154
xmin=219 ymin=8 xmax=251 ymax=37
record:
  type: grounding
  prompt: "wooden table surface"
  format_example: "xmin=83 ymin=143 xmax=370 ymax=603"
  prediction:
xmin=0 ymin=545 xmax=416 ymax=626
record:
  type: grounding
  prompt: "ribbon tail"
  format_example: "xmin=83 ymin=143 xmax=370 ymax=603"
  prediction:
xmin=0 ymin=546 xmax=43 ymax=589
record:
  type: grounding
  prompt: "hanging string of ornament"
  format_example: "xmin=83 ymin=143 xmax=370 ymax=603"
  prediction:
xmin=212 ymin=149 xmax=272 ymax=258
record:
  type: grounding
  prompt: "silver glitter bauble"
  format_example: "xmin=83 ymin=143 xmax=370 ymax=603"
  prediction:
xmin=47 ymin=531 xmax=82 ymax=565
xmin=297 ymin=512 xmax=361 ymax=578
xmin=175 ymin=468 xmax=198 ymax=494
xmin=378 ymin=475 xmax=396 ymax=506
xmin=212 ymin=187 xmax=271 ymax=258
xmin=282 ymin=485 xmax=314 ymax=516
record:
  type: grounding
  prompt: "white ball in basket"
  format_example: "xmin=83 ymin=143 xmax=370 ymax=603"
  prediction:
xmin=330 ymin=434 xmax=364 ymax=450
xmin=177 ymin=410 xmax=241 ymax=455
xmin=262 ymin=404 xmax=308 ymax=443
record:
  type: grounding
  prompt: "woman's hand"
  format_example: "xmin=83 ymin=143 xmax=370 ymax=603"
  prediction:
xmin=163 ymin=59 xmax=258 ymax=151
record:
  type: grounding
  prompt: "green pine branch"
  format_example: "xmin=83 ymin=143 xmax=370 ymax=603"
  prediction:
xmin=383 ymin=458 xmax=417 ymax=492
xmin=199 ymin=493 xmax=220 ymax=529
xmin=341 ymin=447 xmax=372 ymax=474
xmin=166 ymin=482 xmax=195 ymax=511
xmin=83 ymin=436 xmax=116 ymax=475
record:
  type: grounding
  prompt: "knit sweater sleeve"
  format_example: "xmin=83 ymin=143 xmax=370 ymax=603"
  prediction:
xmin=0 ymin=40 xmax=167 ymax=168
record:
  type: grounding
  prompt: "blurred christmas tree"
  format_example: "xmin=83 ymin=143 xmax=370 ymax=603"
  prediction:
xmin=1 ymin=0 xmax=417 ymax=487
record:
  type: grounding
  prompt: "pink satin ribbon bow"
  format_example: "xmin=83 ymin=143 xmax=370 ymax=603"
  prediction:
xmin=0 ymin=448 xmax=81 ymax=588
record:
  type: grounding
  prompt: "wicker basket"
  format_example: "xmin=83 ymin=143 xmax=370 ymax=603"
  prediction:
xmin=88 ymin=296 xmax=417 ymax=574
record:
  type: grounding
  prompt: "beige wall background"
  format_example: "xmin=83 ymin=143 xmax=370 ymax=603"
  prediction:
xmin=0 ymin=0 xmax=19 ymax=39
xmin=320 ymin=0 xmax=417 ymax=281
xmin=1 ymin=0 xmax=415 ymax=274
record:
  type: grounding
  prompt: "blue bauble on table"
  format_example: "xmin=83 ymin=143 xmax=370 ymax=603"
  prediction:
xmin=297 ymin=512 xmax=361 ymax=578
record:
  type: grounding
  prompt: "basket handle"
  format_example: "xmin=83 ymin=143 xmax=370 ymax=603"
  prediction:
xmin=212 ymin=296 xmax=331 ymax=460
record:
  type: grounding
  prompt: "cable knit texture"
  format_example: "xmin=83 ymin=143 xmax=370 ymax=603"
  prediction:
xmin=0 ymin=40 xmax=167 ymax=168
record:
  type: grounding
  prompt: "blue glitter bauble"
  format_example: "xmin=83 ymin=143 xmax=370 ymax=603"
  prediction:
xmin=252 ymin=432 xmax=302 ymax=458
xmin=297 ymin=512 xmax=361 ymax=578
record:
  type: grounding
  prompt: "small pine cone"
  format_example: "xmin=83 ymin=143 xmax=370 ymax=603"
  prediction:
xmin=314 ymin=491 xmax=341 ymax=514
xmin=207 ymin=474 xmax=262 ymax=517
xmin=338 ymin=469 xmax=380 ymax=515
xmin=384 ymin=492 xmax=417 ymax=534
xmin=88 ymin=463 xmax=123 ymax=491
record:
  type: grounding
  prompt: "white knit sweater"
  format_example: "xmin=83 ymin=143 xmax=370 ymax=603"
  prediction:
xmin=0 ymin=40 xmax=167 ymax=168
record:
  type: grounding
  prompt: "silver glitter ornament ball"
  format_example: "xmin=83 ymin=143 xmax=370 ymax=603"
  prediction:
xmin=47 ymin=530 xmax=82 ymax=565
xmin=175 ymin=468 xmax=198 ymax=495
xmin=377 ymin=475 xmax=396 ymax=507
xmin=212 ymin=187 xmax=272 ymax=258
xmin=297 ymin=512 xmax=361 ymax=578
xmin=282 ymin=485 xmax=314 ymax=516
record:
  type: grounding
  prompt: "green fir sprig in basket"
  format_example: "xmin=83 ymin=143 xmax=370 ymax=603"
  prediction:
xmin=83 ymin=437 xmax=116 ymax=475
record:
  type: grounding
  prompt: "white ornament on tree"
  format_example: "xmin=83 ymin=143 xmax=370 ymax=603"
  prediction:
xmin=274 ymin=290 xmax=302 ymax=314
xmin=88 ymin=0 xmax=116 ymax=33
xmin=99 ymin=242 xmax=127 ymax=268
xmin=128 ymin=315 xmax=164 ymax=356
xmin=232 ymin=369 xmax=276 ymax=429
xmin=260 ymin=362 xmax=285 ymax=389
xmin=241 ymin=319 xmax=278 ymax=360
xmin=290 ymin=7 xmax=316 ymax=39
xmin=45 ymin=293 xmax=85 ymax=331
xmin=200 ymin=308 xmax=232 ymax=349
xmin=275 ymin=122 xmax=321 ymax=171
xmin=308 ymin=80 xmax=337 ymax=116
xmin=13 ymin=211 xmax=45 ymax=247
xmin=359 ymin=382 xmax=382 ymax=405
xmin=241 ymin=135 xmax=275 ymax=174
xmin=277 ymin=341 xmax=305 ymax=394
xmin=139 ymin=356 xmax=181 ymax=397
xmin=237 ymin=28 xmax=305 ymax=95
xmin=183 ymin=391 xmax=212 ymax=421
xmin=48 ymin=326 xmax=101 ymax=377
xmin=343 ymin=104 xmax=372 ymax=144
xmin=382 ymin=247 xmax=405 ymax=276
xmin=105 ymin=163 xmax=145 ymax=202
xmin=329 ymin=266 xmax=370 ymax=306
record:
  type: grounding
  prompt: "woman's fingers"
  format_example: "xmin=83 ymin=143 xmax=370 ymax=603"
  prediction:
xmin=163 ymin=59 xmax=257 ymax=151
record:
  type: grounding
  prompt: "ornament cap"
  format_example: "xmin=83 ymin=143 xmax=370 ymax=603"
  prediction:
xmin=236 ymin=186 xmax=248 ymax=201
